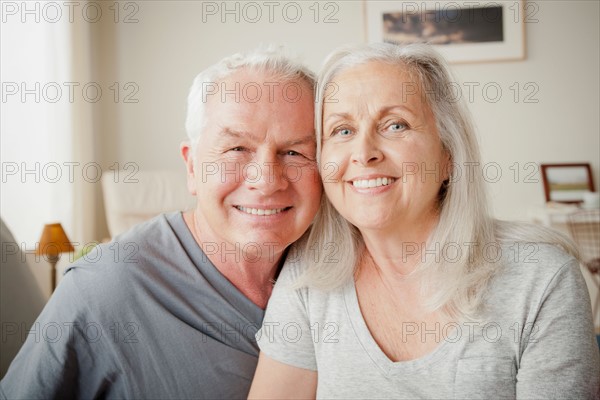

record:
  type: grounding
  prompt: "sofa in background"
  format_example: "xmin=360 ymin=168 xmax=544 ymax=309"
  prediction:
xmin=102 ymin=170 xmax=196 ymax=238
xmin=0 ymin=219 xmax=47 ymax=378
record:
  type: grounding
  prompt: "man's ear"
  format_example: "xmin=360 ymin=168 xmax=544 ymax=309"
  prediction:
xmin=180 ymin=140 xmax=197 ymax=196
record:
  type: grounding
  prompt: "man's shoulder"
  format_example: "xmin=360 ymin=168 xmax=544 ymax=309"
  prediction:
xmin=64 ymin=213 xmax=185 ymax=298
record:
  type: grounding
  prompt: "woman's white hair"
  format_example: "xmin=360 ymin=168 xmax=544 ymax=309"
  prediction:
xmin=185 ymin=45 xmax=316 ymax=148
xmin=297 ymin=42 xmax=579 ymax=321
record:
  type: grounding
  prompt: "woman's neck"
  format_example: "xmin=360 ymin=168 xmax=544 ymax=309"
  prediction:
xmin=359 ymin=212 xmax=440 ymax=279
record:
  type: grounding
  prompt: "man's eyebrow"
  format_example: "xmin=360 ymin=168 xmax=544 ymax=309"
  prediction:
xmin=220 ymin=128 xmax=314 ymax=146
xmin=285 ymin=135 xmax=316 ymax=146
xmin=220 ymin=128 xmax=255 ymax=140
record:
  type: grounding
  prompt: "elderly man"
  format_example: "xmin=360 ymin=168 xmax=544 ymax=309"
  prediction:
xmin=0 ymin=49 xmax=321 ymax=399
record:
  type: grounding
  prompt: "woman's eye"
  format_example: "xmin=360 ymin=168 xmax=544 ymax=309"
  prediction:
xmin=332 ymin=127 xmax=352 ymax=137
xmin=230 ymin=146 xmax=246 ymax=151
xmin=388 ymin=122 xmax=407 ymax=131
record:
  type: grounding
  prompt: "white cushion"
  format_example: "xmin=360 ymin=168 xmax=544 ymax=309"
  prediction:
xmin=102 ymin=170 xmax=196 ymax=237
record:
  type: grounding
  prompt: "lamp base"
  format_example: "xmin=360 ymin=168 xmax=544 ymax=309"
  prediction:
xmin=47 ymin=254 xmax=60 ymax=292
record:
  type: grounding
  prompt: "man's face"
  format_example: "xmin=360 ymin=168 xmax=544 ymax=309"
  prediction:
xmin=182 ymin=69 xmax=321 ymax=260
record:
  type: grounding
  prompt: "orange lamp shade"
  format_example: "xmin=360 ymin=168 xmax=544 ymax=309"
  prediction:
xmin=36 ymin=223 xmax=75 ymax=256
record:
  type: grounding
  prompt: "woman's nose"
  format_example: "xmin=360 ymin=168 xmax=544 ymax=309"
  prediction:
xmin=351 ymin=134 xmax=383 ymax=166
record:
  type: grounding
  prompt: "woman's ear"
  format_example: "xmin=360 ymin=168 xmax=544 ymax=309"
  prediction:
xmin=441 ymin=150 xmax=453 ymax=182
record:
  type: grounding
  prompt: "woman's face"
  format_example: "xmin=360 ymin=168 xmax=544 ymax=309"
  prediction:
xmin=320 ymin=61 xmax=450 ymax=235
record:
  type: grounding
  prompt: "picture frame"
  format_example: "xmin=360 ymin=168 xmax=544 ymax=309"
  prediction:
xmin=540 ymin=163 xmax=595 ymax=204
xmin=363 ymin=0 xmax=527 ymax=64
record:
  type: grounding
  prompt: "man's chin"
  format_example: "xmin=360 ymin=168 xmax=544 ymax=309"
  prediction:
xmin=230 ymin=233 xmax=291 ymax=263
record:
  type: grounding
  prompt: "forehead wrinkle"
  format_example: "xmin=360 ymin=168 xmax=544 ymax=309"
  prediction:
xmin=331 ymin=61 xmax=426 ymax=113
xmin=325 ymin=82 xmax=424 ymax=126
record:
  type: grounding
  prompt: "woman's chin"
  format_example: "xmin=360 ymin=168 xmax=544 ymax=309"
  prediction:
xmin=346 ymin=215 xmax=394 ymax=234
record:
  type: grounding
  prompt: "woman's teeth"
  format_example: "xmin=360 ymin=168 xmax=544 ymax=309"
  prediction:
xmin=352 ymin=177 xmax=395 ymax=188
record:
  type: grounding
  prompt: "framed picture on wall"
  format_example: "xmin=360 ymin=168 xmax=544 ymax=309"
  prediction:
xmin=363 ymin=0 xmax=527 ymax=63
xmin=540 ymin=163 xmax=595 ymax=203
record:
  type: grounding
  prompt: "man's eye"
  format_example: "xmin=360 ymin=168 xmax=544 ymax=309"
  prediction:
xmin=286 ymin=150 xmax=300 ymax=156
xmin=230 ymin=146 xmax=246 ymax=151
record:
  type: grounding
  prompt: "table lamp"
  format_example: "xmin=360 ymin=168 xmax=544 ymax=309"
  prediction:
xmin=36 ymin=223 xmax=74 ymax=292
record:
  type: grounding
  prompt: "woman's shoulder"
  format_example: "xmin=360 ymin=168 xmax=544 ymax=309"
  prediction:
xmin=488 ymin=241 xmax=581 ymax=303
xmin=499 ymin=241 xmax=577 ymax=270
xmin=493 ymin=219 xmax=580 ymax=279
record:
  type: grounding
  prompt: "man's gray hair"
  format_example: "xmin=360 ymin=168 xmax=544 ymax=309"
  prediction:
xmin=297 ymin=42 xmax=578 ymax=322
xmin=185 ymin=46 xmax=316 ymax=146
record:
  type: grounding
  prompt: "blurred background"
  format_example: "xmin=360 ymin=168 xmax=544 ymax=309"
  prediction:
xmin=2 ymin=0 xmax=599 ymax=244
xmin=1 ymin=0 xmax=599 ymax=375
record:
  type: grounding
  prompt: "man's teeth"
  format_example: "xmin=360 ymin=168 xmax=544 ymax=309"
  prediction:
xmin=236 ymin=206 xmax=287 ymax=216
xmin=352 ymin=177 xmax=395 ymax=188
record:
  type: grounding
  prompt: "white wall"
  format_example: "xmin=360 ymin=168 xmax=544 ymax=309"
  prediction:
xmin=1 ymin=16 xmax=74 ymax=246
xmin=456 ymin=1 xmax=600 ymax=220
xmin=97 ymin=0 xmax=599 ymax=222
xmin=96 ymin=0 xmax=367 ymax=172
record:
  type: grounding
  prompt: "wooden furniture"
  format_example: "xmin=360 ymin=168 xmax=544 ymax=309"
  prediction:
xmin=567 ymin=209 xmax=600 ymax=324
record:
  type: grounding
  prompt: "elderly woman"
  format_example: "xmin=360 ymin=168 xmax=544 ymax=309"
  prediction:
xmin=248 ymin=43 xmax=600 ymax=399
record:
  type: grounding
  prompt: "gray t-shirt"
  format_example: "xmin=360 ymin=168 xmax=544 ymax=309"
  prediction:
xmin=257 ymin=243 xmax=600 ymax=399
xmin=1 ymin=212 xmax=264 ymax=399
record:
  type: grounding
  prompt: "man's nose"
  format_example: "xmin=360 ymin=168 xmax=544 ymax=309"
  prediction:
xmin=245 ymin=153 xmax=289 ymax=195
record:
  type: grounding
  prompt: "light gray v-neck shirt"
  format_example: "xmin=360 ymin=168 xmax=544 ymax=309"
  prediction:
xmin=257 ymin=243 xmax=600 ymax=399
xmin=1 ymin=212 xmax=264 ymax=399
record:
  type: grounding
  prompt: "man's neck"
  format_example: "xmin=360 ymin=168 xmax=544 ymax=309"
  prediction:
xmin=182 ymin=211 xmax=283 ymax=309
xmin=213 ymin=258 xmax=282 ymax=309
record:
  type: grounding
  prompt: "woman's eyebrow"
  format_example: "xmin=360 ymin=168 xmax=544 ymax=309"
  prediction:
xmin=324 ymin=112 xmax=352 ymax=125
xmin=378 ymin=105 xmax=417 ymax=118
xmin=324 ymin=106 xmax=418 ymax=124
xmin=220 ymin=128 xmax=314 ymax=147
